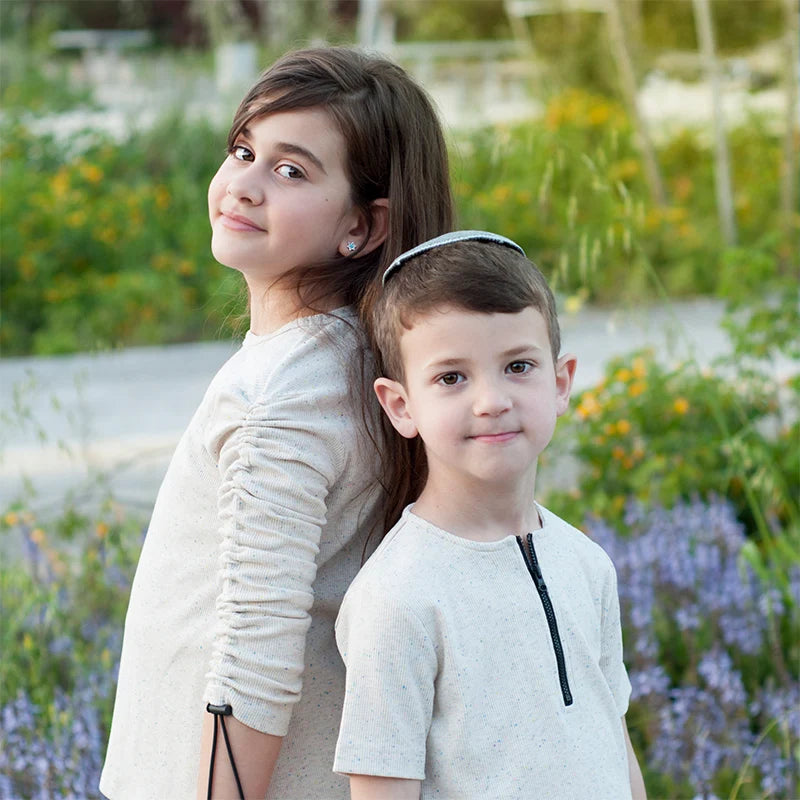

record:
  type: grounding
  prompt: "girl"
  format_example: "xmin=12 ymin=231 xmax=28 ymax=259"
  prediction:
xmin=100 ymin=47 xmax=453 ymax=800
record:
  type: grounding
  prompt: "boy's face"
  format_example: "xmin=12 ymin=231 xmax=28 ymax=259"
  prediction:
xmin=375 ymin=305 xmax=576 ymax=491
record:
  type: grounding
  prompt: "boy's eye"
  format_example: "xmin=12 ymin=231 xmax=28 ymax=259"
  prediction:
xmin=438 ymin=372 xmax=463 ymax=386
xmin=276 ymin=164 xmax=305 ymax=180
xmin=507 ymin=360 xmax=532 ymax=374
xmin=231 ymin=144 xmax=254 ymax=162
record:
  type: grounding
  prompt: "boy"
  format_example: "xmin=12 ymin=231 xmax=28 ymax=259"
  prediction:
xmin=334 ymin=231 xmax=647 ymax=800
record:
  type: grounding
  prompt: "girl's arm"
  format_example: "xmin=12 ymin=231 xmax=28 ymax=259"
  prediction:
xmin=623 ymin=717 xmax=647 ymax=800
xmin=196 ymin=711 xmax=283 ymax=800
xmin=349 ymin=775 xmax=421 ymax=800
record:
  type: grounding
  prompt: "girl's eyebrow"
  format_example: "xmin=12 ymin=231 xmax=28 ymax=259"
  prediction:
xmin=275 ymin=142 xmax=328 ymax=174
xmin=241 ymin=127 xmax=328 ymax=175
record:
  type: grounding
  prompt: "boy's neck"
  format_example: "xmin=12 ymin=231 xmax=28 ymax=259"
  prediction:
xmin=411 ymin=466 xmax=542 ymax=542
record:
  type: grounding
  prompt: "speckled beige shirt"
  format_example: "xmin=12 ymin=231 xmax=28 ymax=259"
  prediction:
xmin=334 ymin=505 xmax=632 ymax=800
xmin=101 ymin=309 xmax=382 ymax=800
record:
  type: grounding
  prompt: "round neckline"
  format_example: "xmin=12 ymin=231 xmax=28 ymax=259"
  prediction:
xmin=404 ymin=504 xmax=550 ymax=551
xmin=242 ymin=306 xmax=354 ymax=347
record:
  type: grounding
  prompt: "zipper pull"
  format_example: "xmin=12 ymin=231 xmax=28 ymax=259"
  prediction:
xmin=525 ymin=534 xmax=547 ymax=592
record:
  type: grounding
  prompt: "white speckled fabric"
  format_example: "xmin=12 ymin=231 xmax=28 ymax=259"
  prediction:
xmin=101 ymin=308 xmax=382 ymax=800
xmin=334 ymin=505 xmax=632 ymax=800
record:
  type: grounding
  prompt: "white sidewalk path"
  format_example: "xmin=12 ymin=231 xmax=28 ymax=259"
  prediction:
xmin=0 ymin=299 xmax=792 ymax=515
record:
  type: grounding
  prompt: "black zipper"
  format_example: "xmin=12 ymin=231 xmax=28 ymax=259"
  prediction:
xmin=516 ymin=533 xmax=573 ymax=706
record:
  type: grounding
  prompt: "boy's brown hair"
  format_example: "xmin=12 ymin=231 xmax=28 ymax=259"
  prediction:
xmin=373 ymin=240 xmax=561 ymax=384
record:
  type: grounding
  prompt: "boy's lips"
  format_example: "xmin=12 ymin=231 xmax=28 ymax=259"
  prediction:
xmin=469 ymin=431 xmax=520 ymax=443
xmin=220 ymin=211 xmax=266 ymax=232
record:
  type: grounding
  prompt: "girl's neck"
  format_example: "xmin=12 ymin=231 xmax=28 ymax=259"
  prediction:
xmin=247 ymin=281 xmax=345 ymax=336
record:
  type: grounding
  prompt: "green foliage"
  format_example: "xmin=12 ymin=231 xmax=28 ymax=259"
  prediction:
xmin=391 ymin=0 xmax=510 ymax=42
xmin=453 ymin=91 xmax=791 ymax=304
xmin=0 ymin=502 xmax=140 ymax=724
xmin=641 ymin=0 xmax=785 ymax=53
xmin=1 ymin=82 xmax=791 ymax=355
xmin=0 ymin=114 xmax=245 ymax=355
xmin=544 ymin=348 xmax=799 ymax=544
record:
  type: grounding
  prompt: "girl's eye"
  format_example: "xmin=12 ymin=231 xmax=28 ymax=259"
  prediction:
xmin=276 ymin=164 xmax=305 ymax=180
xmin=507 ymin=360 xmax=532 ymax=375
xmin=437 ymin=372 xmax=463 ymax=386
xmin=231 ymin=144 xmax=254 ymax=162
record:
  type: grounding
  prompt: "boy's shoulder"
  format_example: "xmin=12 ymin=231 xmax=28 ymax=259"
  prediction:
xmin=537 ymin=504 xmax=618 ymax=576
xmin=347 ymin=510 xmax=449 ymax=592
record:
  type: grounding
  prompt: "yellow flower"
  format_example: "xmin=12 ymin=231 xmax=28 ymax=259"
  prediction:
xmin=632 ymin=356 xmax=647 ymax=379
xmin=155 ymin=186 xmax=171 ymax=209
xmin=51 ymin=169 xmax=70 ymax=199
xmin=492 ymin=185 xmax=512 ymax=203
xmin=3 ymin=511 xmax=19 ymax=526
xmin=616 ymin=419 xmax=631 ymax=435
xmin=30 ymin=527 xmax=46 ymax=545
xmin=66 ymin=210 xmax=87 ymax=228
xmin=577 ymin=392 xmax=601 ymax=419
xmin=96 ymin=521 xmax=110 ymax=539
xmin=614 ymin=368 xmax=632 ymax=383
xmin=628 ymin=381 xmax=647 ymax=398
xmin=587 ymin=104 xmax=611 ymax=126
xmin=79 ymin=163 xmax=103 ymax=184
xmin=609 ymin=158 xmax=639 ymax=181
xmin=612 ymin=446 xmax=626 ymax=461
xmin=23 ymin=633 xmax=34 ymax=651
xmin=673 ymin=397 xmax=690 ymax=415
xmin=564 ymin=294 xmax=585 ymax=314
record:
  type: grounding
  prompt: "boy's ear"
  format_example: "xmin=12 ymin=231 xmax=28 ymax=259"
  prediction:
xmin=555 ymin=353 xmax=577 ymax=417
xmin=374 ymin=376 xmax=418 ymax=439
xmin=339 ymin=198 xmax=389 ymax=258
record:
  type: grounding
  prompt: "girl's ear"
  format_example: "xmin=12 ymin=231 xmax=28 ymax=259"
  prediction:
xmin=554 ymin=353 xmax=577 ymax=417
xmin=374 ymin=376 xmax=418 ymax=439
xmin=338 ymin=198 xmax=389 ymax=258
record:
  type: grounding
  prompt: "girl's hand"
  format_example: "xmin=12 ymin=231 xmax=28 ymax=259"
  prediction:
xmin=197 ymin=710 xmax=283 ymax=800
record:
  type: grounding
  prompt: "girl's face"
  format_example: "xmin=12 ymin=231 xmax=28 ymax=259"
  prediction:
xmin=208 ymin=107 xmax=360 ymax=289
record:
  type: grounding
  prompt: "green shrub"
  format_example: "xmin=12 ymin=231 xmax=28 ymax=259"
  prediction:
xmin=0 ymin=114 xmax=245 ymax=355
xmin=452 ymin=90 xmax=790 ymax=303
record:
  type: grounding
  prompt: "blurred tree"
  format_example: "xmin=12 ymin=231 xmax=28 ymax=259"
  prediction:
xmin=693 ymin=0 xmax=736 ymax=245
xmin=779 ymin=0 xmax=798 ymax=258
xmin=390 ymin=0 xmax=510 ymax=41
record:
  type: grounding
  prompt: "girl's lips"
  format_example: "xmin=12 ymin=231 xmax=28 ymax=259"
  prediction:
xmin=220 ymin=212 xmax=265 ymax=232
xmin=470 ymin=431 xmax=519 ymax=443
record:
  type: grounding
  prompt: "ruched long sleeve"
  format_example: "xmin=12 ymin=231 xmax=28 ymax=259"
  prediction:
xmin=205 ymin=385 xmax=349 ymax=733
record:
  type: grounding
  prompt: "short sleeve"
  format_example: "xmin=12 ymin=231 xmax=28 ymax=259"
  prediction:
xmin=599 ymin=562 xmax=632 ymax=716
xmin=334 ymin=579 xmax=437 ymax=779
xmin=203 ymin=382 xmax=348 ymax=735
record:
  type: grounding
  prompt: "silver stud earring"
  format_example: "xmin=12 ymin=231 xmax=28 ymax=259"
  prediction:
xmin=346 ymin=241 xmax=357 ymax=252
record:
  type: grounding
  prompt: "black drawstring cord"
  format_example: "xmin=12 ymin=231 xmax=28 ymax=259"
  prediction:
xmin=206 ymin=703 xmax=245 ymax=800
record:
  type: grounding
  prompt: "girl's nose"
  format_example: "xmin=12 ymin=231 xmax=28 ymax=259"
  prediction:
xmin=472 ymin=380 xmax=512 ymax=416
xmin=226 ymin=170 xmax=265 ymax=205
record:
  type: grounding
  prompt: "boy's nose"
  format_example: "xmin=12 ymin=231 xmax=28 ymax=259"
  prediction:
xmin=472 ymin=381 xmax=512 ymax=416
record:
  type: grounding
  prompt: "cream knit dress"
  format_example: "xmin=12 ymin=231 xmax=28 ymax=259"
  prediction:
xmin=101 ymin=309 xmax=381 ymax=800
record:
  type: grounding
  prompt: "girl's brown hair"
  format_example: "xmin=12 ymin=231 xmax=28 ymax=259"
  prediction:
xmin=229 ymin=47 xmax=455 ymax=538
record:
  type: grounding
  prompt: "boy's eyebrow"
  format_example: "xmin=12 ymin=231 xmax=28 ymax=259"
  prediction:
xmin=239 ymin=128 xmax=328 ymax=174
xmin=500 ymin=344 xmax=546 ymax=358
xmin=425 ymin=344 xmax=546 ymax=370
